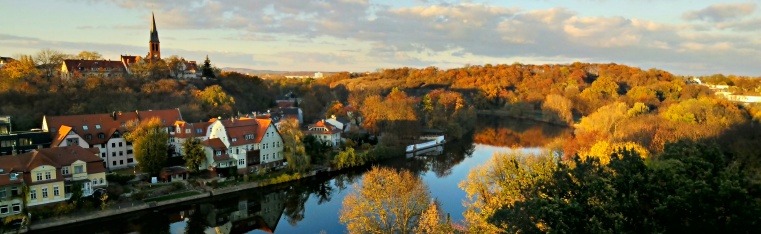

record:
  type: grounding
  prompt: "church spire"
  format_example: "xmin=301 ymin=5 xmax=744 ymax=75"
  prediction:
xmin=150 ymin=12 xmax=160 ymax=43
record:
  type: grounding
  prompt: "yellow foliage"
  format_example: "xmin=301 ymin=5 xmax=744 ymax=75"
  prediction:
xmin=578 ymin=140 xmax=649 ymax=165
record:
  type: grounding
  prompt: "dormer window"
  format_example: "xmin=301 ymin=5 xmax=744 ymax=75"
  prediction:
xmin=85 ymin=134 xmax=92 ymax=140
xmin=232 ymin=138 xmax=237 ymax=142
xmin=83 ymin=125 xmax=89 ymax=130
xmin=216 ymin=151 xmax=221 ymax=156
xmin=98 ymin=133 xmax=105 ymax=139
xmin=185 ymin=129 xmax=190 ymax=134
xmin=95 ymin=124 xmax=101 ymax=129
xmin=196 ymin=128 xmax=202 ymax=134
xmin=9 ymin=173 xmax=17 ymax=181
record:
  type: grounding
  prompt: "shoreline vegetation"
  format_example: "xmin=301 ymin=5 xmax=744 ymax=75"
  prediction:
xmin=3 ymin=51 xmax=761 ymax=232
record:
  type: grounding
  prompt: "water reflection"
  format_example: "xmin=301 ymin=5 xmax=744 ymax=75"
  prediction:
xmin=39 ymin=117 xmax=570 ymax=234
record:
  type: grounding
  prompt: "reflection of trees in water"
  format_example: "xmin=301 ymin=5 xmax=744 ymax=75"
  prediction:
xmin=474 ymin=116 xmax=572 ymax=147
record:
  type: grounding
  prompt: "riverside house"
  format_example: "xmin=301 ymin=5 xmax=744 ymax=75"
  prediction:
xmin=0 ymin=145 xmax=107 ymax=211
xmin=201 ymin=117 xmax=284 ymax=175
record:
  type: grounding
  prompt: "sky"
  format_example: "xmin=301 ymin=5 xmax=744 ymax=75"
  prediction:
xmin=1 ymin=0 xmax=760 ymax=76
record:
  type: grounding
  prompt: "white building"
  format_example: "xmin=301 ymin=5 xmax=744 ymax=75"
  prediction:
xmin=304 ymin=120 xmax=341 ymax=148
xmin=199 ymin=117 xmax=285 ymax=175
xmin=42 ymin=109 xmax=183 ymax=170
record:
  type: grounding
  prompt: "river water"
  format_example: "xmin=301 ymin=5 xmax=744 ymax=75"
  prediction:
xmin=41 ymin=117 xmax=570 ymax=234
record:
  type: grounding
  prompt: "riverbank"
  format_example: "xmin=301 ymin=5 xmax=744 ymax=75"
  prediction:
xmin=24 ymin=168 xmax=326 ymax=233
xmin=476 ymin=109 xmax=575 ymax=127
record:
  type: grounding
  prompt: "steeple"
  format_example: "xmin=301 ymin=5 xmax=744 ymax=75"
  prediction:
xmin=148 ymin=11 xmax=161 ymax=60
xmin=150 ymin=12 xmax=160 ymax=43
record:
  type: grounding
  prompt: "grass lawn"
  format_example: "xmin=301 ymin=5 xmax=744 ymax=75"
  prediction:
xmin=143 ymin=191 xmax=201 ymax=203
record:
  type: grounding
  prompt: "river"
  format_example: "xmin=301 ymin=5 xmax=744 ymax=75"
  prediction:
xmin=39 ymin=117 xmax=571 ymax=234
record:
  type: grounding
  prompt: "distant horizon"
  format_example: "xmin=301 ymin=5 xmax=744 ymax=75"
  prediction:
xmin=3 ymin=1 xmax=760 ymax=76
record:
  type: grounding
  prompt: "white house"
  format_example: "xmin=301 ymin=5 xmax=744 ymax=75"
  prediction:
xmin=325 ymin=115 xmax=352 ymax=133
xmin=304 ymin=120 xmax=341 ymax=148
xmin=42 ymin=109 xmax=183 ymax=170
xmin=199 ymin=117 xmax=284 ymax=175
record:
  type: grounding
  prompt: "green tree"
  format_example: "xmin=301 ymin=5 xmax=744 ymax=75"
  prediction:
xmin=125 ymin=117 xmax=169 ymax=176
xmin=340 ymin=167 xmax=431 ymax=233
xmin=459 ymin=151 xmax=557 ymax=233
xmin=181 ymin=138 xmax=205 ymax=172
xmin=196 ymin=85 xmax=235 ymax=118
xmin=280 ymin=118 xmax=310 ymax=172
xmin=201 ymin=55 xmax=215 ymax=78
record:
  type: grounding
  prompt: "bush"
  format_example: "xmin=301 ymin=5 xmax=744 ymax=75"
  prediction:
xmin=131 ymin=191 xmax=147 ymax=201
xmin=171 ymin=182 xmax=185 ymax=191
xmin=106 ymin=173 xmax=136 ymax=185
xmin=53 ymin=202 xmax=75 ymax=216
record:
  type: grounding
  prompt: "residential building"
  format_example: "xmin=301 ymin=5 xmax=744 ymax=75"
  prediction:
xmin=325 ymin=115 xmax=352 ymax=133
xmin=42 ymin=109 xmax=183 ymax=170
xmin=200 ymin=117 xmax=284 ymax=175
xmin=304 ymin=120 xmax=341 ymax=147
xmin=0 ymin=57 xmax=14 ymax=70
xmin=170 ymin=120 xmax=211 ymax=157
xmin=120 ymin=55 xmax=141 ymax=74
xmin=60 ymin=59 xmax=128 ymax=79
xmin=0 ymin=116 xmax=51 ymax=156
xmin=169 ymin=60 xmax=200 ymax=79
xmin=0 ymin=145 xmax=107 ymax=209
xmin=0 ymin=168 xmax=24 ymax=219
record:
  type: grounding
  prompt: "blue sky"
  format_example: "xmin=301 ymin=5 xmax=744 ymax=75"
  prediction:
xmin=2 ymin=0 xmax=760 ymax=75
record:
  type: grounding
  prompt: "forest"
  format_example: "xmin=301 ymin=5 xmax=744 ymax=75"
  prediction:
xmin=3 ymin=49 xmax=761 ymax=232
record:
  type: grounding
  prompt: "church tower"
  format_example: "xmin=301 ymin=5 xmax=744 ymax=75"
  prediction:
xmin=148 ymin=12 xmax=161 ymax=60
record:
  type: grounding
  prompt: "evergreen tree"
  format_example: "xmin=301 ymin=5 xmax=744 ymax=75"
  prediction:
xmin=201 ymin=55 xmax=215 ymax=78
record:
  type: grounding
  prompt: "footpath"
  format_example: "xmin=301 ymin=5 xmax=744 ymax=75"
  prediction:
xmin=23 ymin=169 xmax=324 ymax=233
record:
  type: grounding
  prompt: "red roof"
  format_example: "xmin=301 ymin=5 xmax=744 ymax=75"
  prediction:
xmin=0 ymin=145 xmax=105 ymax=187
xmin=173 ymin=121 xmax=211 ymax=139
xmin=44 ymin=109 xmax=182 ymax=145
xmin=120 ymin=55 xmax=141 ymax=66
xmin=221 ymin=118 xmax=260 ymax=147
xmin=63 ymin=59 xmax=125 ymax=73
xmin=306 ymin=120 xmax=341 ymax=134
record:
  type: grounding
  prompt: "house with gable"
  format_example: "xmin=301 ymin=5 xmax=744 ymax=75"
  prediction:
xmin=325 ymin=115 xmax=352 ymax=133
xmin=0 ymin=145 xmax=106 ymax=210
xmin=304 ymin=120 xmax=341 ymax=148
xmin=42 ymin=109 xmax=183 ymax=170
xmin=170 ymin=120 xmax=211 ymax=156
xmin=200 ymin=117 xmax=284 ymax=175
xmin=60 ymin=59 xmax=128 ymax=79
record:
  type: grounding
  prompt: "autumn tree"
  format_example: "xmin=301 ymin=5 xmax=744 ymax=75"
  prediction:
xmin=579 ymin=75 xmax=619 ymax=113
xmin=576 ymin=102 xmax=629 ymax=136
xmin=459 ymin=151 xmax=557 ymax=233
xmin=196 ymin=85 xmax=235 ymax=118
xmin=280 ymin=118 xmax=310 ymax=172
xmin=125 ymin=117 xmax=169 ymax=176
xmin=34 ymin=48 xmax=69 ymax=78
xmin=75 ymin=51 xmax=103 ymax=60
xmin=0 ymin=55 xmax=37 ymax=89
xmin=165 ymin=55 xmax=186 ymax=78
xmin=541 ymin=94 xmax=573 ymax=125
xmin=181 ymin=138 xmax=206 ymax=172
xmin=340 ymin=167 xmax=431 ymax=233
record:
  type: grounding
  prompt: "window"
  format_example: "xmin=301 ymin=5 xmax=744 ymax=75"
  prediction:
xmin=54 ymin=186 xmax=60 ymax=196
xmin=185 ymin=129 xmax=190 ymax=134
xmin=121 ymin=122 xmax=126 ymax=127
xmin=11 ymin=187 xmax=18 ymax=196
xmin=66 ymin=138 xmax=78 ymax=146
xmin=112 ymin=152 xmax=116 ymax=157
xmin=98 ymin=133 xmax=105 ymax=139
xmin=266 ymin=133 xmax=269 ymax=137
xmin=112 ymin=161 xmax=116 ymax=166
xmin=11 ymin=204 xmax=19 ymax=213
xmin=42 ymin=188 xmax=48 ymax=198
xmin=120 ymin=160 xmax=123 ymax=165
xmin=83 ymin=125 xmax=89 ymax=130
xmin=239 ymin=159 xmax=244 ymax=165
xmin=216 ymin=151 xmax=221 ymax=156
xmin=100 ymin=178 xmax=104 ymax=184
xmin=62 ymin=166 xmax=69 ymax=174
xmin=119 ymin=151 xmax=123 ymax=156
xmin=0 ymin=190 xmax=5 ymax=198
xmin=45 ymin=171 xmax=51 ymax=180
xmin=127 ymin=158 xmax=133 ymax=163
xmin=119 ymin=142 xmax=123 ymax=147
xmin=30 ymin=189 xmax=36 ymax=200
xmin=96 ymin=124 xmax=101 ymax=129
xmin=111 ymin=143 xmax=115 ymax=148
xmin=92 ymin=179 xmax=97 ymax=185
xmin=196 ymin=128 xmax=202 ymax=134
xmin=85 ymin=134 xmax=92 ymax=140
xmin=74 ymin=165 xmax=84 ymax=174
xmin=245 ymin=134 xmax=254 ymax=140
xmin=36 ymin=173 xmax=42 ymax=181
xmin=101 ymin=153 xmax=105 ymax=158
xmin=127 ymin=150 xmax=133 ymax=154
xmin=232 ymin=138 xmax=237 ymax=142
xmin=0 ymin=206 xmax=7 ymax=214
xmin=236 ymin=148 xmax=239 ymax=154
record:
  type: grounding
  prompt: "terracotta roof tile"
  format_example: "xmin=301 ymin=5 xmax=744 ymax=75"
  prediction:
xmin=202 ymin=138 xmax=227 ymax=150
xmin=44 ymin=109 xmax=181 ymax=146
xmin=63 ymin=59 xmax=126 ymax=73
